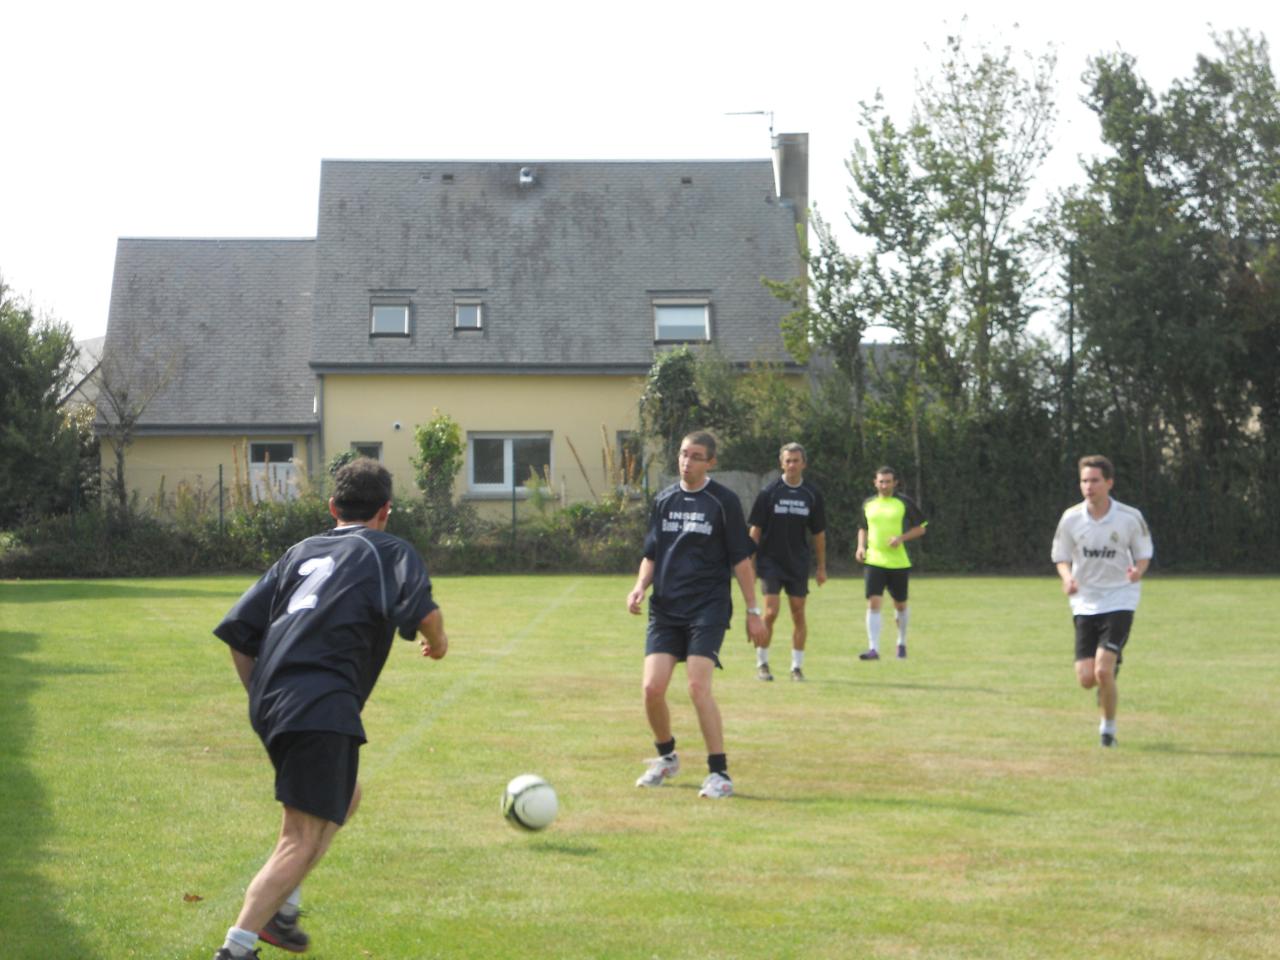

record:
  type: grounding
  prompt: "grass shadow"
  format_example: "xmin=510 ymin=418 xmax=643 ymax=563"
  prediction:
xmin=0 ymin=580 xmax=246 ymax=604
xmin=1139 ymin=741 xmax=1280 ymax=761
xmin=0 ymin=631 xmax=99 ymax=959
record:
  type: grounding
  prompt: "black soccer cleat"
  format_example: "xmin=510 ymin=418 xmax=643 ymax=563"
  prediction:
xmin=1100 ymin=733 xmax=1117 ymax=748
xmin=259 ymin=909 xmax=309 ymax=953
xmin=213 ymin=949 xmax=261 ymax=960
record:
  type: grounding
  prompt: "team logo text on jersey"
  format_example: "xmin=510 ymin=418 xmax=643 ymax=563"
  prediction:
xmin=773 ymin=498 xmax=811 ymax=517
xmin=1083 ymin=546 xmax=1118 ymax=559
xmin=663 ymin=510 xmax=713 ymax=535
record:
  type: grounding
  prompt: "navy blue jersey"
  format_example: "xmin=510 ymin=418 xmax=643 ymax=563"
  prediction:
xmin=643 ymin=479 xmax=755 ymax=625
xmin=214 ymin=525 xmax=437 ymax=746
xmin=748 ymin=476 xmax=826 ymax=582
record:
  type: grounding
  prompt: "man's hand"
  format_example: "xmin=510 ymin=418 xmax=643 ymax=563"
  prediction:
xmin=854 ymin=546 xmax=866 ymax=564
xmin=816 ymin=566 xmax=827 ymax=587
xmin=746 ymin=612 xmax=768 ymax=647
xmin=419 ymin=631 xmax=447 ymax=659
xmin=1061 ymin=577 xmax=1079 ymax=596
xmin=627 ymin=586 xmax=645 ymax=615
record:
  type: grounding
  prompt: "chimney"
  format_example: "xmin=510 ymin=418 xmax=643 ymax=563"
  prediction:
xmin=773 ymin=132 xmax=809 ymax=250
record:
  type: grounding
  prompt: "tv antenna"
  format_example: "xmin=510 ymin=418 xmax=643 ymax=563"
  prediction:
xmin=725 ymin=110 xmax=774 ymax=140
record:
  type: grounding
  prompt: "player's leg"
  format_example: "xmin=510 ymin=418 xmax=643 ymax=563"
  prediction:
xmin=234 ymin=806 xmax=335 ymax=931
xmin=1094 ymin=611 xmax=1133 ymax=747
xmin=1074 ymin=616 xmax=1099 ymax=690
xmin=888 ymin=572 xmax=910 ymax=657
xmin=219 ymin=731 xmax=360 ymax=957
xmin=788 ymin=589 xmax=808 ymax=679
xmin=685 ymin=654 xmax=724 ymax=755
xmin=1094 ymin=648 xmax=1119 ymax=739
xmin=685 ymin=627 xmax=733 ymax=797
xmin=862 ymin=567 xmax=885 ymax=659
xmin=757 ymin=581 xmax=781 ymax=680
xmin=637 ymin=650 xmax=681 ymax=786
xmin=641 ymin=652 xmax=678 ymax=744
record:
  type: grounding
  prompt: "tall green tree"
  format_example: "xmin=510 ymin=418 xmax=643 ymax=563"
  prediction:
xmin=0 ymin=279 xmax=80 ymax=526
xmin=914 ymin=33 xmax=1058 ymax=409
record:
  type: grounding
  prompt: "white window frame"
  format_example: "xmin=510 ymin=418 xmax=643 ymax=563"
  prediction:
xmin=468 ymin=432 xmax=553 ymax=495
xmin=248 ymin=441 xmax=299 ymax=501
xmin=653 ymin=299 xmax=711 ymax=342
xmin=455 ymin=300 xmax=483 ymax=330
xmin=370 ymin=303 xmax=410 ymax=337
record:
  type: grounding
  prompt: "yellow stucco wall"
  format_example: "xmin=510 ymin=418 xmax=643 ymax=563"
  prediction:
xmin=103 ymin=434 xmax=315 ymax=508
xmin=321 ymin=373 xmax=646 ymax=509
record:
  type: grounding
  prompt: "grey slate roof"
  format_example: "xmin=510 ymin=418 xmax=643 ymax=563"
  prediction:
xmin=310 ymin=159 xmax=802 ymax=371
xmin=101 ymin=157 xmax=805 ymax=431
xmin=101 ymin=238 xmax=316 ymax=432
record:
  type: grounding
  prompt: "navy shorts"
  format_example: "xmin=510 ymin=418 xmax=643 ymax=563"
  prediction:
xmin=645 ymin=620 xmax=727 ymax=668
xmin=761 ymin=574 xmax=809 ymax=599
xmin=1074 ymin=610 xmax=1134 ymax=662
xmin=267 ymin=731 xmax=361 ymax=825
xmin=865 ymin=565 xmax=910 ymax=602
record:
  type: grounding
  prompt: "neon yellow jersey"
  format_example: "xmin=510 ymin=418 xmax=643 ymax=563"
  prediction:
xmin=860 ymin=493 xmax=927 ymax=569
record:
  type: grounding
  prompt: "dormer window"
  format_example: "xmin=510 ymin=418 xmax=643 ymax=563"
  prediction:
xmin=654 ymin=299 xmax=711 ymax=342
xmin=455 ymin=300 xmax=483 ymax=330
xmin=370 ymin=303 xmax=409 ymax=337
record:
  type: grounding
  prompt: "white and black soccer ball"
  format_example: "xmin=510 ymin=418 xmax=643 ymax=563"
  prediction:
xmin=502 ymin=774 xmax=558 ymax=831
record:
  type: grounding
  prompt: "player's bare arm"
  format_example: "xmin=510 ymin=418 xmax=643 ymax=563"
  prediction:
xmin=627 ymin=558 xmax=655 ymax=614
xmin=813 ymin=531 xmax=827 ymax=585
xmin=1056 ymin=561 xmax=1078 ymax=595
xmin=417 ymin=608 xmax=448 ymax=659
xmin=889 ymin=524 xmax=927 ymax=548
xmin=231 ymin=648 xmax=255 ymax=692
xmin=1127 ymin=557 xmax=1151 ymax=583
xmin=855 ymin=528 xmax=867 ymax=563
xmin=733 ymin=556 xmax=767 ymax=645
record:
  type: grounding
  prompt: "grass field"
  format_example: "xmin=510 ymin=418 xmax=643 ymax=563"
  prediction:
xmin=1 ymin=574 xmax=1277 ymax=960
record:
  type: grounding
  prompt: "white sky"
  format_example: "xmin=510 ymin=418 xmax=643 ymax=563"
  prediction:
xmin=2 ymin=0 xmax=1276 ymax=341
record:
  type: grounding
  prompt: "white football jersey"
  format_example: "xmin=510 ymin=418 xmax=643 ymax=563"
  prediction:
xmin=1051 ymin=498 xmax=1154 ymax=615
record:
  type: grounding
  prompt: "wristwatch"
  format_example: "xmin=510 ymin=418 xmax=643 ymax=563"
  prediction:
xmin=747 ymin=606 xmax=763 ymax=616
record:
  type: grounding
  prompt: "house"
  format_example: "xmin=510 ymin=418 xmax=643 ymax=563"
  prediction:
xmin=97 ymin=135 xmax=809 ymax=510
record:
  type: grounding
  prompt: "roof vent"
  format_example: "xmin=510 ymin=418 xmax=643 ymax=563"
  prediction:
xmin=519 ymin=166 xmax=536 ymax=186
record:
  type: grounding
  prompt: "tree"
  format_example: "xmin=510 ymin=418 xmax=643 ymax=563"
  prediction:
xmin=92 ymin=329 xmax=181 ymax=513
xmin=0 ymin=278 xmax=80 ymax=526
xmin=1063 ymin=31 xmax=1280 ymax=565
xmin=913 ymin=32 xmax=1058 ymax=409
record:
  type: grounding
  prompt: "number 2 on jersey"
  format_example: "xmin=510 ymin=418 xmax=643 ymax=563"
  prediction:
xmin=287 ymin=556 xmax=336 ymax=613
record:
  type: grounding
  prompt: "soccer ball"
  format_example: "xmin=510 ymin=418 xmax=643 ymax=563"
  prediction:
xmin=502 ymin=774 xmax=558 ymax=831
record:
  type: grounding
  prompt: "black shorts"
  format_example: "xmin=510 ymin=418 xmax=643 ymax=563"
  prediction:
xmin=865 ymin=565 xmax=910 ymax=602
xmin=645 ymin=620 xmax=727 ymax=668
xmin=761 ymin=574 xmax=809 ymax=599
xmin=267 ymin=731 xmax=361 ymax=825
xmin=1074 ymin=610 xmax=1135 ymax=662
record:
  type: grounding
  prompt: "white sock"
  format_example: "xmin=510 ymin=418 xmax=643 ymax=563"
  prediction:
xmin=866 ymin=610 xmax=882 ymax=651
xmin=224 ymin=927 xmax=258 ymax=954
xmin=756 ymin=646 xmax=769 ymax=667
xmin=1100 ymin=718 xmax=1116 ymax=735
xmin=281 ymin=885 xmax=302 ymax=918
xmin=896 ymin=608 xmax=909 ymax=645
xmin=792 ymin=649 xmax=804 ymax=670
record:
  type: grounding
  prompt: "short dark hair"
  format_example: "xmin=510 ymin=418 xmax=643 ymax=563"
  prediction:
xmin=875 ymin=465 xmax=898 ymax=480
xmin=1078 ymin=455 xmax=1114 ymax=481
xmin=332 ymin=458 xmax=392 ymax=521
xmin=681 ymin=430 xmax=718 ymax=461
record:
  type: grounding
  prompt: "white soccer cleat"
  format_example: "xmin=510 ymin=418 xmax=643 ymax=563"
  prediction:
xmin=635 ymin=753 xmax=680 ymax=787
xmin=698 ymin=772 xmax=734 ymax=798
